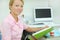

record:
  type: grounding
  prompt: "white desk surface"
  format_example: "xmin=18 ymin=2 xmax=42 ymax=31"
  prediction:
xmin=28 ymin=23 xmax=60 ymax=28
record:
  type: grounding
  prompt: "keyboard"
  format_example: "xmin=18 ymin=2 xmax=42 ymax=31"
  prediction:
xmin=30 ymin=23 xmax=44 ymax=25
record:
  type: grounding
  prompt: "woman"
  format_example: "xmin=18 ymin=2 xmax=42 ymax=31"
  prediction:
xmin=0 ymin=0 xmax=48 ymax=40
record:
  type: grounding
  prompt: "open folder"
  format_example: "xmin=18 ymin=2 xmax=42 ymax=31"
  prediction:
xmin=29 ymin=27 xmax=53 ymax=40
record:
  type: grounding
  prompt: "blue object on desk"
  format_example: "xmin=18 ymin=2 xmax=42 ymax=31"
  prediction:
xmin=45 ymin=33 xmax=50 ymax=38
xmin=0 ymin=32 xmax=2 ymax=40
xmin=54 ymin=29 xmax=60 ymax=37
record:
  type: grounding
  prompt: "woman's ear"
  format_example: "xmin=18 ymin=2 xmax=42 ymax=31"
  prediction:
xmin=9 ymin=5 xmax=11 ymax=10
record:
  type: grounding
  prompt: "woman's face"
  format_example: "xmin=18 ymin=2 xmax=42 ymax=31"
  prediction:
xmin=10 ymin=0 xmax=23 ymax=16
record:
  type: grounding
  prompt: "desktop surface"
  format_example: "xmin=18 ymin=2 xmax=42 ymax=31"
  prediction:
xmin=28 ymin=22 xmax=60 ymax=27
xmin=28 ymin=22 xmax=54 ymax=27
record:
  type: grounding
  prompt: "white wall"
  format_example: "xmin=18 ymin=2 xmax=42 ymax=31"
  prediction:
xmin=48 ymin=0 xmax=60 ymax=24
xmin=0 ymin=0 xmax=9 ymax=23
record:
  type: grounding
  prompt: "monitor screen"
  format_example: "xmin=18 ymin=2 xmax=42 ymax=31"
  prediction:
xmin=35 ymin=9 xmax=51 ymax=18
xmin=34 ymin=7 xmax=53 ymax=22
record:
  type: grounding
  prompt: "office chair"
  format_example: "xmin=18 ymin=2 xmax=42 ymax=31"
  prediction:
xmin=0 ymin=32 xmax=2 ymax=40
xmin=21 ymin=30 xmax=32 ymax=40
xmin=21 ymin=30 xmax=38 ymax=40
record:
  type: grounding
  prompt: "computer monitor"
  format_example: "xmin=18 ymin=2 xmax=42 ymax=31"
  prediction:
xmin=34 ymin=7 xmax=53 ymax=23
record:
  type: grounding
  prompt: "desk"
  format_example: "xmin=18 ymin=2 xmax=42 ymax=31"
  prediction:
xmin=27 ymin=23 xmax=60 ymax=40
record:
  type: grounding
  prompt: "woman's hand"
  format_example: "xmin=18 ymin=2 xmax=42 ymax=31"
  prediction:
xmin=44 ymin=25 xmax=49 ymax=28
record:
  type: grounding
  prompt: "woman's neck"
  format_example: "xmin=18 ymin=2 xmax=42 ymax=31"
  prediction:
xmin=10 ymin=12 xmax=18 ymax=22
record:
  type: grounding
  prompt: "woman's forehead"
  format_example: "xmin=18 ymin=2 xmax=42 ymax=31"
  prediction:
xmin=13 ymin=0 xmax=23 ymax=5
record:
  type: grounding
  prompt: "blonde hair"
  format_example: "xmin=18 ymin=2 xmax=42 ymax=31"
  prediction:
xmin=9 ymin=0 xmax=24 ymax=6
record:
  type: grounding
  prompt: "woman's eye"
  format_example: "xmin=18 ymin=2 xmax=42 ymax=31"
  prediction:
xmin=16 ymin=5 xmax=19 ymax=7
xmin=15 ymin=5 xmax=23 ymax=7
xmin=21 ymin=5 xmax=23 ymax=7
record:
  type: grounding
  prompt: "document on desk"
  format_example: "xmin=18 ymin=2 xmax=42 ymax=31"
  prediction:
xmin=32 ymin=27 xmax=53 ymax=39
